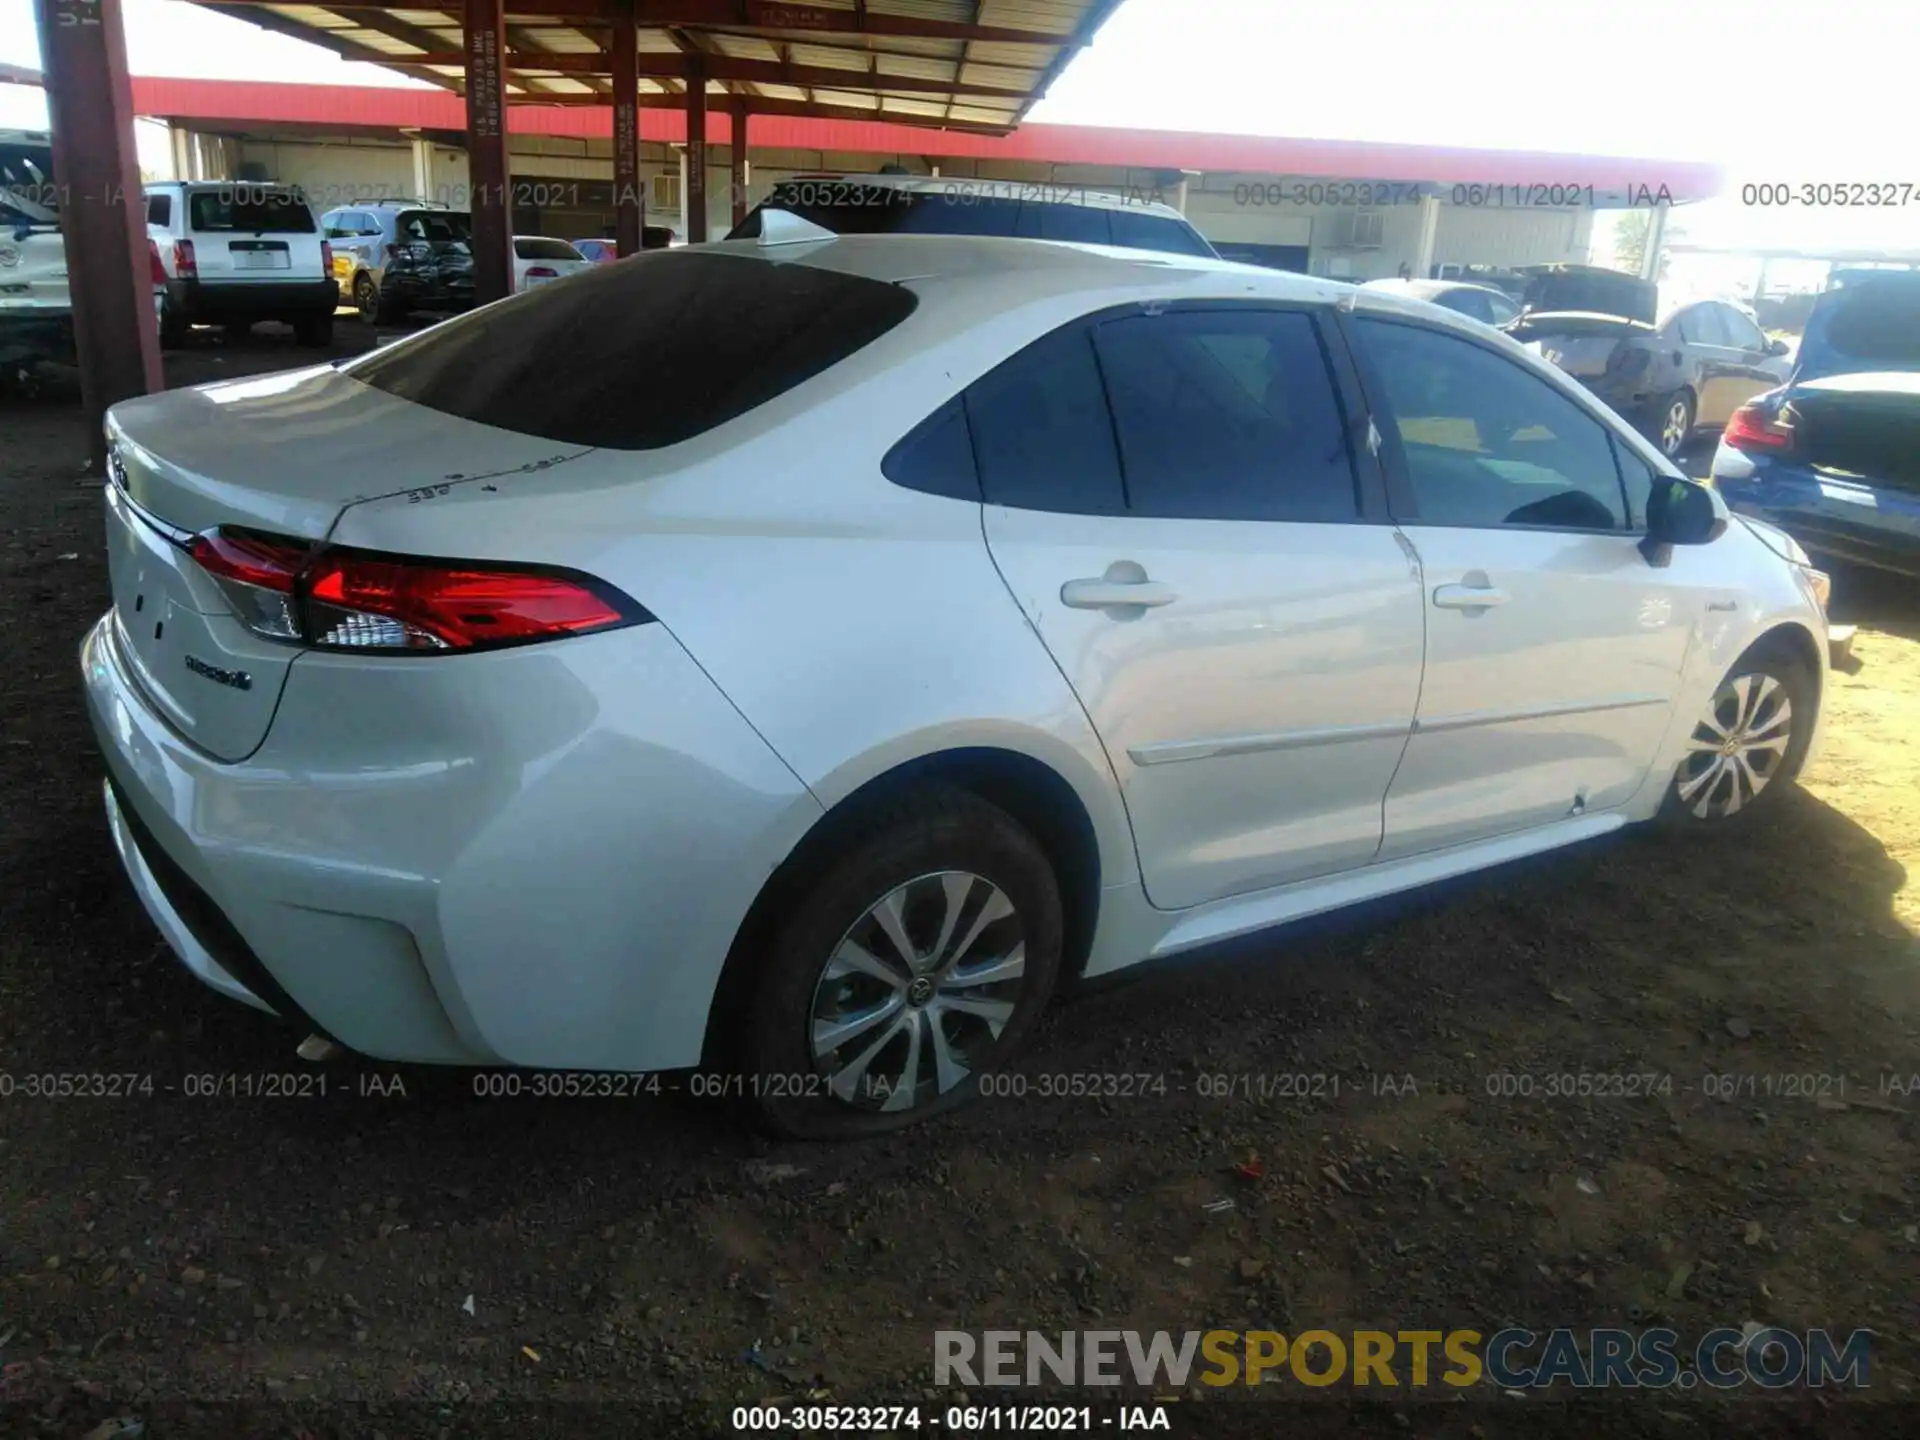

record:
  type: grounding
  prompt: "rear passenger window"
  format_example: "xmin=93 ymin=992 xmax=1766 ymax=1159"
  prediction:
xmin=146 ymin=193 xmax=171 ymax=227
xmin=965 ymin=324 xmax=1125 ymax=514
xmin=1092 ymin=310 xmax=1359 ymax=522
xmin=883 ymin=398 xmax=980 ymax=502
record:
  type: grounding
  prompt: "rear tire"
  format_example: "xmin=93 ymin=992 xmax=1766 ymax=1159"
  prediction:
xmin=1658 ymin=647 xmax=1813 ymax=830
xmin=158 ymin=299 xmax=188 ymax=349
xmin=733 ymin=786 xmax=1063 ymax=1141
xmin=1651 ymin=389 xmax=1695 ymax=459
xmin=354 ymin=273 xmax=398 ymax=326
xmin=293 ymin=313 xmax=333 ymax=348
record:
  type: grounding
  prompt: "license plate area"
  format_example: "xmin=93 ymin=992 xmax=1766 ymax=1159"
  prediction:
xmin=229 ymin=242 xmax=291 ymax=270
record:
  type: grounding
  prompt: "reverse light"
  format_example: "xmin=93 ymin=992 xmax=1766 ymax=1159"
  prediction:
xmin=188 ymin=528 xmax=646 ymax=653
xmin=1724 ymin=402 xmax=1794 ymax=453
xmin=172 ymin=238 xmax=197 ymax=281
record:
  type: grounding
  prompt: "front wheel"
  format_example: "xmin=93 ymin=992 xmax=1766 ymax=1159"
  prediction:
xmin=736 ymin=787 xmax=1063 ymax=1140
xmin=1661 ymin=651 xmax=1813 ymax=827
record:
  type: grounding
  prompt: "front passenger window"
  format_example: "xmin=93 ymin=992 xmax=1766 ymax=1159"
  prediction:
xmin=1357 ymin=317 xmax=1629 ymax=531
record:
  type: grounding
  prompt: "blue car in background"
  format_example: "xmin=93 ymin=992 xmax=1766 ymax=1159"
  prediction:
xmin=1711 ymin=269 xmax=1920 ymax=579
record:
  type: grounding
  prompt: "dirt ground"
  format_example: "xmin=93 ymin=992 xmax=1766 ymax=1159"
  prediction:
xmin=2 ymin=327 xmax=1917 ymax=1440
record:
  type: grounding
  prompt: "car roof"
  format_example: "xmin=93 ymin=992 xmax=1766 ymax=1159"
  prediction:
xmin=715 ymin=231 xmax=1548 ymax=353
xmin=1365 ymin=278 xmax=1508 ymax=301
xmin=773 ymin=172 xmax=1192 ymax=222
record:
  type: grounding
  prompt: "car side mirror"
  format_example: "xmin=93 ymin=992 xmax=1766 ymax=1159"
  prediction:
xmin=1766 ymin=337 xmax=1790 ymax=357
xmin=1640 ymin=476 xmax=1728 ymax=567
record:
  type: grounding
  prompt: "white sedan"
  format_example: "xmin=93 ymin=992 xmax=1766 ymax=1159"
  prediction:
xmin=512 ymin=235 xmax=591 ymax=292
xmin=84 ymin=233 xmax=1830 ymax=1138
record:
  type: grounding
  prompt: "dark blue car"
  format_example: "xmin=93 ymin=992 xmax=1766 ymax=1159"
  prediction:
xmin=1710 ymin=269 xmax=1920 ymax=577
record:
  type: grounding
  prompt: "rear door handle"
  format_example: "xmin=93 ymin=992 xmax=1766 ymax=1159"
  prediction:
xmin=1433 ymin=582 xmax=1509 ymax=610
xmin=1060 ymin=578 xmax=1177 ymax=610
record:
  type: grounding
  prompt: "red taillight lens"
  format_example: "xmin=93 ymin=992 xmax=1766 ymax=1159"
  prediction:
xmin=525 ymin=265 xmax=558 ymax=280
xmin=147 ymin=239 xmax=167 ymax=286
xmin=1724 ymin=402 xmax=1794 ymax=453
xmin=321 ymin=240 xmax=334 ymax=274
xmin=172 ymin=238 xmax=197 ymax=281
xmin=188 ymin=527 xmax=642 ymax=653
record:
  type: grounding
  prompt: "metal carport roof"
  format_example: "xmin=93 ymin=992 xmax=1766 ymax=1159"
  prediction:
xmin=185 ymin=0 xmax=1126 ymax=135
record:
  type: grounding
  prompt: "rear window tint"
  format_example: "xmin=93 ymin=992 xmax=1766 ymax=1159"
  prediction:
xmin=398 ymin=210 xmax=472 ymax=243
xmin=187 ymin=189 xmax=316 ymax=234
xmin=514 ymin=237 xmax=583 ymax=260
xmin=1107 ymin=206 xmax=1215 ymax=257
xmin=346 ymin=250 xmax=918 ymax=450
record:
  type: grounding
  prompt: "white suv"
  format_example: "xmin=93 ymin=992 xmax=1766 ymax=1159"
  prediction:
xmin=146 ymin=181 xmax=338 ymax=347
xmin=2 ymin=129 xmax=164 ymax=376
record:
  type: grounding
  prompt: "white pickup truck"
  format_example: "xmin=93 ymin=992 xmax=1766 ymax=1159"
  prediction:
xmin=1 ymin=128 xmax=163 ymax=379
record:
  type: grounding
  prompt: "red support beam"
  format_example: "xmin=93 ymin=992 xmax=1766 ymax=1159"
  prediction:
xmin=611 ymin=0 xmax=640 ymax=256
xmin=683 ymin=55 xmax=708 ymax=242
xmin=463 ymin=0 xmax=513 ymax=302
xmin=730 ymin=98 xmax=749 ymax=226
xmin=32 ymin=0 xmax=162 ymax=472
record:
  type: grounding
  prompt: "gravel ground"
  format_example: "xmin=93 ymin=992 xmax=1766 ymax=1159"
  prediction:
xmin=2 ymin=326 xmax=1918 ymax=1440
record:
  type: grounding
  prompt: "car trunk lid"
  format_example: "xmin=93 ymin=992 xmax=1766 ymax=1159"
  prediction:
xmin=1510 ymin=312 xmax=1655 ymax=377
xmin=1788 ymin=371 xmax=1920 ymax=489
xmin=102 ymin=366 xmax=594 ymax=759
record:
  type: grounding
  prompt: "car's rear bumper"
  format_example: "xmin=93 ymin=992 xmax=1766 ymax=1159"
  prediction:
xmin=81 ymin=610 xmax=821 ymax=1070
xmin=1715 ymin=453 xmax=1920 ymax=579
xmin=168 ymin=277 xmax=339 ymax=321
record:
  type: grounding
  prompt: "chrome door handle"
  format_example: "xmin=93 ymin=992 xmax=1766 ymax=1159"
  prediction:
xmin=1433 ymin=582 xmax=1509 ymax=609
xmin=1060 ymin=579 xmax=1177 ymax=610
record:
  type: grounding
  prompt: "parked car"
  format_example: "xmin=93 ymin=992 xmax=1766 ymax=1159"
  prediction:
xmin=728 ymin=172 xmax=1219 ymax=259
xmin=86 ymin=235 xmax=1829 ymax=1138
xmin=1362 ymin=278 xmax=1520 ymax=327
xmin=1506 ymin=265 xmax=1793 ymax=459
xmin=512 ymin=235 xmax=591 ymax=292
xmin=320 ymin=202 xmax=473 ymax=325
xmin=146 ymin=181 xmax=337 ymax=347
xmin=573 ymin=228 xmax=677 ymax=263
xmin=2 ymin=129 xmax=166 ymax=375
xmin=1710 ymin=268 xmax=1920 ymax=578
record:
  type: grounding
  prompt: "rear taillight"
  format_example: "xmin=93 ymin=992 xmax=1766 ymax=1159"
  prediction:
xmin=147 ymin=239 xmax=167 ymax=286
xmin=172 ymin=238 xmax=197 ymax=281
xmin=1605 ymin=346 xmax=1650 ymax=376
xmin=1724 ymin=402 xmax=1794 ymax=453
xmin=384 ymin=243 xmax=400 ymax=265
xmin=525 ymin=265 xmax=559 ymax=280
xmin=321 ymin=240 xmax=334 ymax=274
xmin=189 ymin=527 xmax=645 ymax=653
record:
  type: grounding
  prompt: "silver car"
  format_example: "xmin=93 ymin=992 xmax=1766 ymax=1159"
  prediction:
xmin=86 ymin=233 xmax=1830 ymax=1138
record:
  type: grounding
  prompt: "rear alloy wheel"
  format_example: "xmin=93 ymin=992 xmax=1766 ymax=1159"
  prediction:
xmin=354 ymin=273 xmax=382 ymax=326
xmin=737 ymin=787 xmax=1062 ymax=1139
xmin=1664 ymin=655 xmax=1811 ymax=825
xmin=1657 ymin=390 xmax=1695 ymax=458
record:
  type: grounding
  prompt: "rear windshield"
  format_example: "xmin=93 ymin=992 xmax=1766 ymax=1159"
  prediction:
xmin=187 ymin=188 xmax=316 ymax=234
xmin=728 ymin=182 xmax=1216 ymax=258
xmin=514 ymin=237 xmax=583 ymax=260
xmin=1818 ymin=278 xmax=1920 ymax=369
xmin=400 ymin=210 xmax=472 ymax=244
xmin=346 ymin=250 xmax=918 ymax=450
